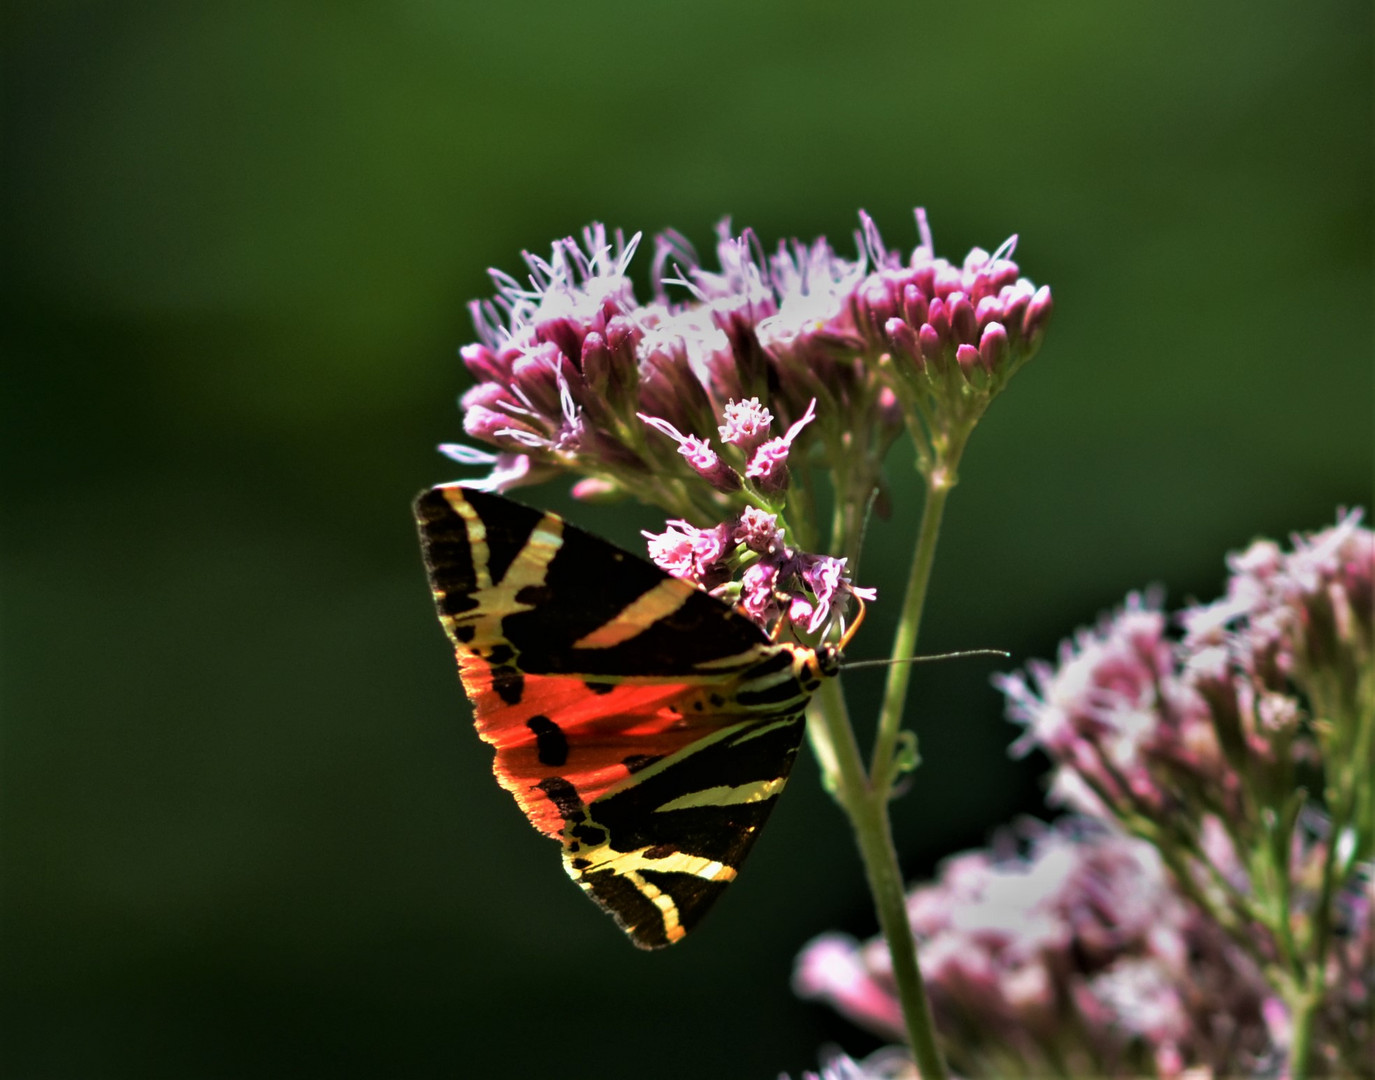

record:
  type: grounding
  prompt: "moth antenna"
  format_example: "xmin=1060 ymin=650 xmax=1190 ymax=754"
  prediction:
xmin=840 ymin=647 xmax=1010 ymax=672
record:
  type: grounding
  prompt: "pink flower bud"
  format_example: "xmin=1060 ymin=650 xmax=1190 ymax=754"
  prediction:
xmin=955 ymin=343 xmax=980 ymax=375
xmin=933 ymin=264 xmax=963 ymax=297
xmin=918 ymin=323 xmax=944 ymax=363
xmin=999 ymin=284 xmax=1032 ymax=334
xmin=460 ymin=381 xmax=512 ymax=412
xmin=463 ymin=404 xmax=525 ymax=443
xmin=975 ymin=294 xmax=1003 ymax=329
xmin=902 ymin=283 xmax=929 ymax=328
xmin=926 ymin=296 xmax=951 ymax=338
xmin=604 ymin=314 xmax=635 ymax=354
xmin=949 ymin=293 xmax=977 ymax=343
xmin=979 ymin=321 xmax=1009 ymax=372
xmin=878 ymin=386 xmax=903 ymax=430
xmin=511 ymin=350 xmax=563 ymax=415
xmin=580 ymin=331 xmax=611 ymax=391
xmin=460 ymin=342 xmax=508 ymax=383
xmin=679 ymin=434 xmax=742 ymax=492
xmin=987 ymin=259 xmax=1020 ymax=292
xmin=1024 ymin=284 xmax=1054 ymax=338
xmin=570 ymin=476 xmax=618 ymax=501
xmin=884 ymin=317 xmax=924 ymax=369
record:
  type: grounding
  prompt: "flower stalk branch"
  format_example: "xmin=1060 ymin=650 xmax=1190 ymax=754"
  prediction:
xmin=869 ymin=444 xmax=962 ymax=801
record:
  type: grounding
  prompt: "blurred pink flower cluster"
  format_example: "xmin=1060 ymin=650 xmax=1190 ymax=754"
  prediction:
xmin=796 ymin=819 xmax=1276 ymax=1079
xmin=797 ymin=513 xmax=1374 ymax=1077
xmin=999 ymin=512 xmax=1372 ymax=828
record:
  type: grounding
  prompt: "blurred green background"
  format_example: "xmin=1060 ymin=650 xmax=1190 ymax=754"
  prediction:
xmin=3 ymin=2 xmax=1370 ymax=1076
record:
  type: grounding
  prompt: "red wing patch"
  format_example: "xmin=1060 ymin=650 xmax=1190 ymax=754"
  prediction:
xmin=460 ymin=656 xmax=719 ymax=839
xmin=414 ymin=483 xmax=827 ymax=948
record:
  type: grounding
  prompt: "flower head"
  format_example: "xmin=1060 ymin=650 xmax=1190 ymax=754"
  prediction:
xmin=995 ymin=511 xmax=1375 ymax=1077
xmin=717 ymin=397 xmax=774 ymax=453
xmin=642 ymin=519 xmax=734 ymax=590
xmin=435 ymin=207 xmax=1048 ymax=650
xmin=796 ymin=818 xmax=1274 ymax=1079
xmin=733 ymin=506 xmax=783 ymax=553
xmin=744 ymin=397 xmax=817 ymax=495
xmin=439 ymin=208 xmax=1034 ymax=507
xmin=640 ymin=502 xmax=873 ymax=640
xmin=997 ymin=592 xmax=1236 ymax=820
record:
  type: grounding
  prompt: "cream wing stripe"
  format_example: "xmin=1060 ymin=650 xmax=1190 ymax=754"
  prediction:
xmin=442 ymin=487 xmax=491 ymax=589
xmin=570 ymin=579 xmax=695 ymax=649
xmin=652 ymin=777 xmax=786 ymax=812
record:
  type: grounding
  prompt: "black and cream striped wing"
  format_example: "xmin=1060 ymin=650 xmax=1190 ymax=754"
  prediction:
xmin=414 ymin=484 xmax=815 ymax=947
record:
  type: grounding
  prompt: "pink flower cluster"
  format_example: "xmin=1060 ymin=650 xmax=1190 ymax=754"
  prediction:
xmin=640 ymin=396 xmax=818 ymax=496
xmin=443 ymin=212 xmax=1049 ymax=502
xmin=997 ymin=592 xmax=1243 ymax=822
xmin=643 ymin=504 xmax=874 ymax=636
xmin=797 ymin=513 xmax=1373 ymax=1077
xmin=795 ymin=819 xmax=1276 ymax=1079
xmin=1180 ymin=509 xmax=1373 ymax=744
xmin=991 ymin=512 xmax=1375 ymax=1075
xmin=842 ymin=210 xmax=1051 ymax=383
xmin=1000 ymin=512 xmax=1374 ymax=831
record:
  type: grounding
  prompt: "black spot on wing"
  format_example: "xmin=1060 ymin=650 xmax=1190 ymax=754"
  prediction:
xmin=485 ymin=644 xmax=515 ymax=666
xmin=536 ymin=777 xmax=585 ymax=823
xmin=622 ymin=754 xmax=663 ymax=773
xmin=489 ymin=665 xmax=524 ymax=706
xmin=526 ymin=715 xmax=569 ymax=767
xmin=414 ymin=488 xmax=480 ymax=617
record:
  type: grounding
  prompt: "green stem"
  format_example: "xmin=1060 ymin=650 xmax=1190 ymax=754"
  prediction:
xmin=869 ymin=448 xmax=962 ymax=798
xmin=1289 ymin=990 xmax=1319 ymax=1080
xmin=810 ymin=680 xmax=950 ymax=1080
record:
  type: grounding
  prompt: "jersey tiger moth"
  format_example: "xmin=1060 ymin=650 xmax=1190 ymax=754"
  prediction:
xmin=414 ymin=484 xmax=839 ymax=948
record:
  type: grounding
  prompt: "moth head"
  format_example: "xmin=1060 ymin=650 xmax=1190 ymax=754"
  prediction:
xmin=814 ymin=644 xmax=842 ymax=678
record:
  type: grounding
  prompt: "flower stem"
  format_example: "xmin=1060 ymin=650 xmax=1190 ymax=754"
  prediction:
xmin=869 ymin=448 xmax=962 ymax=799
xmin=1289 ymin=989 xmax=1319 ymax=1080
xmin=810 ymin=679 xmax=950 ymax=1080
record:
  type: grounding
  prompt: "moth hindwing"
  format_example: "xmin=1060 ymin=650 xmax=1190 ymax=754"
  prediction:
xmin=414 ymin=484 xmax=832 ymax=948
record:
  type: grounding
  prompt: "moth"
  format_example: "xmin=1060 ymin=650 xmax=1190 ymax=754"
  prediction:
xmin=414 ymin=484 xmax=839 ymax=948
